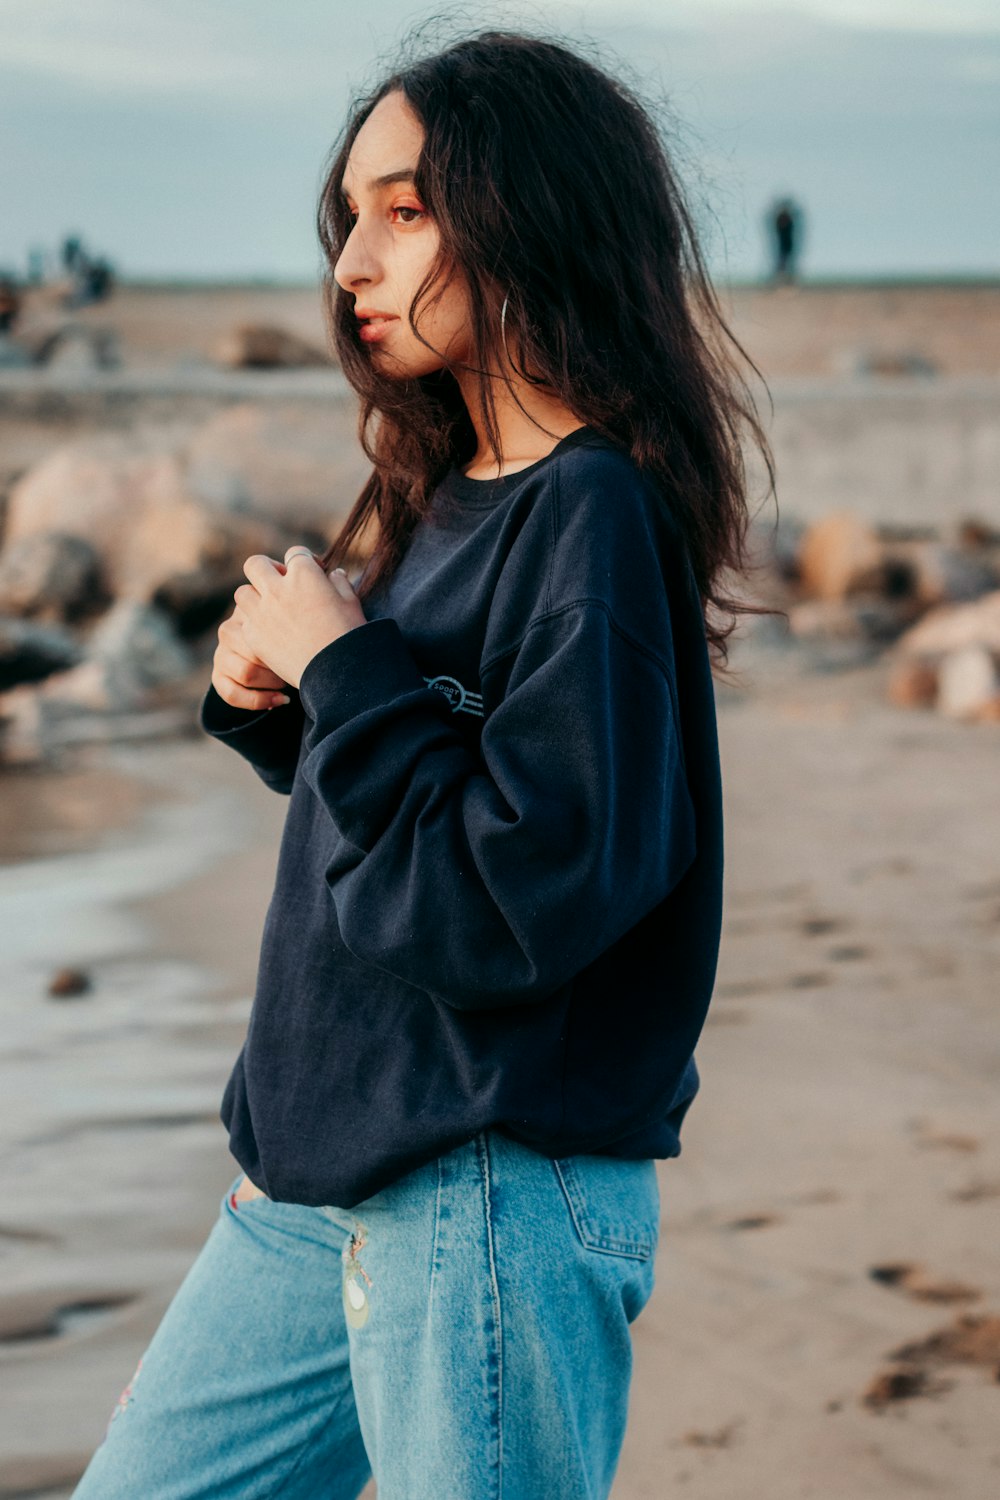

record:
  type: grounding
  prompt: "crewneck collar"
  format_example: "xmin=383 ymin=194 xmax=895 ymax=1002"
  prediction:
xmin=440 ymin=425 xmax=605 ymax=508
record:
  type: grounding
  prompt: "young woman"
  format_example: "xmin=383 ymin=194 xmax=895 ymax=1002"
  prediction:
xmin=72 ymin=25 xmax=774 ymax=1500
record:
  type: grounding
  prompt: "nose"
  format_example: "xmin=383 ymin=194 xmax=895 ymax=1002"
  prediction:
xmin=332 ymin=219 xmax=379 ymax=295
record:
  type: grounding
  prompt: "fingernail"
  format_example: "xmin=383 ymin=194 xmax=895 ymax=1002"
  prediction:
xmin=271 ymin=694 xmax=290 ymax=706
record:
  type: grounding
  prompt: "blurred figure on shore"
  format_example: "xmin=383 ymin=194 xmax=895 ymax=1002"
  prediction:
xmin=0 ymin=272 xmax=22 ymax=333
xmin=60 ymin=233 xmax=116 ymax=308
xmin=766 ymin=195 xmax=804 ymax=284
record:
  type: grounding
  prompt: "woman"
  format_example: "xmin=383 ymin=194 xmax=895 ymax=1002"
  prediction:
xmin=72 ymin=24 xmax=775 ymax=1500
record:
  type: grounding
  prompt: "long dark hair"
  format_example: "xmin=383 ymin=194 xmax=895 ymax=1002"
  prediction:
xmin=316 ymin=24 xmax=778 ymax=673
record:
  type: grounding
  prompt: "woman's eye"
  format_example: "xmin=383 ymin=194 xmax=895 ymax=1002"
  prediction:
xmin=391 ymin=205 xmax=425 ymax=225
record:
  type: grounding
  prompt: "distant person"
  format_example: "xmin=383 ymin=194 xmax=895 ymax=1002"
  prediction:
xmin=767 ymin=195 xmax=803 ymax=284
xmin=0 ymin=273 xmax=21 ymax=334
xmin=61 ymin=234 xmax=84 ymax=272
xmin=84 ymin=257 xmax=115 ymax=303
xmin=69 ymin=23 xmax=778 ymax=1500
xmin=61 ymin=243 xmax=115 ymax=308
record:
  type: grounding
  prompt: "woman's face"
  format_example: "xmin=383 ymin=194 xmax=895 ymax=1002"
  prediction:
xmin=333 ymin=90 xmax=473 ymax=377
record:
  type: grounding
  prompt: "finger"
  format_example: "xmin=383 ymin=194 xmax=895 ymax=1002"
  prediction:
xmin=329 ymin=566 xmax=356 ymax=598
xmin=222 ymin=649 xmax=287 ymax=691
xmin=243 ymin=554 xmax=280 ymax=587
xmin=213 ymin=672 xmax=290 ymax=711
xmin=283 ymin=545 xmax=317 ymax=566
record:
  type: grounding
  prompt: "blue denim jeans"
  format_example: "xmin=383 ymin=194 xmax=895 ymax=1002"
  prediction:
xmin=70 ymin=1128 xmax=660 ymax=1500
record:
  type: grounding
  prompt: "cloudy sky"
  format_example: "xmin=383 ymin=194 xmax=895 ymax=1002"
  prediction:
xmin=1 ymin=0 xmax=997 ymax=282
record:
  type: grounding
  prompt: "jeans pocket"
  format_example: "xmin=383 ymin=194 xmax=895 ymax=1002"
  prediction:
xmin=226 ymin=1172 xmax=270 ymax=1212
xmin=552 ymin=1154 xmax=660 ymax=1260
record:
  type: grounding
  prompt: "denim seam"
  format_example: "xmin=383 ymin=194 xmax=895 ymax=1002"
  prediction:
xmin=429 ymin=1154 xmax=444 ymax=1318
xmin=479 ymin=1131 xmax=505 ymax=1500
xmin=272 ymin=1381 xmax=367 ymax=1500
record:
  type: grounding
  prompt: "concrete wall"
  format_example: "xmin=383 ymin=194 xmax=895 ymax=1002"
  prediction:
xmin=752 ymin=377 xmax=1000 ymax=529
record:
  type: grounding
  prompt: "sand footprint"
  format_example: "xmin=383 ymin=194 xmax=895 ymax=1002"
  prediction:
xmin=862 ymin=1311 xmax=1000 ymax=1410
xmin=868 ymin=1261 xmax=982 ymax=1304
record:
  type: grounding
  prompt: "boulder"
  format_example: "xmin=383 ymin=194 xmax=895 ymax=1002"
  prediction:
xmin=0 ymin=532 xmax=107 ymax=623
xmin=936 ymin=646 xmax=1000 ymax=722
xmin=881 ymin=540 xmax=999 ymax=608
xmin=894 ymin=591 xmax=1000 ymax=659
xmin=4 ymin=433 xmax=289 ymax=608
xmin=212 ymin=324 xmax=329 ymax=369
xmin=183 ymin=402 xmax=369 ymax=535
xmin=67 ymin=600 xmax=194 ymax=710
xmin=795 ymin=511 xmax=885 ymax=601
xmin=787 ymin=596 xmax=913 ymax=645
xmin=0 ymin=615 xmax=82 ymax=691
xmin=887 ymin=660 xmax=938 ymax=710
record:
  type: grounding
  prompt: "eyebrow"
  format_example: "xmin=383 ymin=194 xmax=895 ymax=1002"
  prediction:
xmin=340 ymin=169 xmax=417 ymax=199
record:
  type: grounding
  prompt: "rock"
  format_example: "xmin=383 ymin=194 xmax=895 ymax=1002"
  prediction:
xmin=956 ymin=517 xmax=1000 ymax=549
xmin=887 ymin=659 xmax=938 ymax=709
xmin=895 ymin=591 xmax=1000 ymax=659
xmin=150 ymin=568 xmax=249 ymax=639
xmin=4 ymin=433 xmax=289 ymax=606
xmin=853 ymin=350 xmax=938 ymax=378
xmin=183 ymin=402 xmax=369 ymax=534
xmin=787 ymin=596 xmax=913 ymax=644
xmin=796 ymin=511 xmax=885 ymax=601
xmin=212 ymin=324 xmax=329 ymax=369
xmin=936 ymin=646 xmax=1000 ymax=722
xmin=0 ymin=532 xmax=107 ymax=623
xmin=0 ymin=603 xmax=196 ymax=764
xmin=21 ymin=601 xmax=193 ymax=714
xmin=0 ymin=615 xmax=82 ymax=691
xmin=48 ymin=966 xmax=92 ymax=998
xmin=885 ymin=540 xmax=1000 ymax=608
xmin=33 ymin=325 xmax=121 ymax=370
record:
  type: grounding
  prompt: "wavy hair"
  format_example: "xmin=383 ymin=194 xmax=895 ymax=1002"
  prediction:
xmin=316 ymin=23 xmax=779 ymax=673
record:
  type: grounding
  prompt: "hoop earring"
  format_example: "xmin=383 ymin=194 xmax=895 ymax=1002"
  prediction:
xmin=500 ymin=292 xmax=512 ymax=367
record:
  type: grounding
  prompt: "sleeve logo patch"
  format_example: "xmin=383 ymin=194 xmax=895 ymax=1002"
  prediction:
xmin=423 ymin=674 xmax=484 ymax=717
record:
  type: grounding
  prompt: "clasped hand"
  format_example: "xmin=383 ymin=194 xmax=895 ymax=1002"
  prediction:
xmin=232 ymin=546 xmax=368 ymax=691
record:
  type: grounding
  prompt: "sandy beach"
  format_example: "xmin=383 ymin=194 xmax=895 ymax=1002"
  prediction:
xmin=0 ymin=282 xmax=998 ymax=1497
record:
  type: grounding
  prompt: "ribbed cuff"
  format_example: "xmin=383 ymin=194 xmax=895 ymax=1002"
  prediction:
xmin=198 ymin=681 xmax=272 ymax=735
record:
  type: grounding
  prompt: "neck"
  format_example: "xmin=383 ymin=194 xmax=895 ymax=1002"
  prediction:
xmin=454 ymin=362 xmax=584 ymax=479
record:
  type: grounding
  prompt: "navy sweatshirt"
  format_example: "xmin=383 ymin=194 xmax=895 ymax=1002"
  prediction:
xmin=198 ymin=425 xmax=723 ymax=1209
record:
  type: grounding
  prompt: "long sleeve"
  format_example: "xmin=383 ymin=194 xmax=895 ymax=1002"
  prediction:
xmin=198 ymin=682 xmax=306 ymax=795
xmin=296 ymin=603 xmax=697 ymax=1011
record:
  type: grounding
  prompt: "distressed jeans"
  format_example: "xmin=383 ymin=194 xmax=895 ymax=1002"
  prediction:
xmin=70 ymin=1128 xmax=661 ymax=1500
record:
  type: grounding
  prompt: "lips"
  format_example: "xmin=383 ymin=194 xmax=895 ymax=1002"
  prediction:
xmin=357 ymin=316 xmax=396 ymax=344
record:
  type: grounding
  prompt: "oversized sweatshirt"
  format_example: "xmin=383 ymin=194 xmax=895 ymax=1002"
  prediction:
xmin=198 ymin=425 xmax=723 ymax=1209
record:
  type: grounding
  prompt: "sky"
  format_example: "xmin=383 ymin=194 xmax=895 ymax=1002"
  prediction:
xmin=0 ymin=0 xmax=997 ymax=283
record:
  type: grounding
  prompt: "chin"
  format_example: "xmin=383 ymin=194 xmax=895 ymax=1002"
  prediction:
xmin=373 ymin=347 xmax=450 ymax=380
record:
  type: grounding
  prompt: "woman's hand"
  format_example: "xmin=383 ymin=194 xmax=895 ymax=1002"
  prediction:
xmin=210 ymin=605 xmax=292 ymax=712
xmin=231 ymin=546 xmax=368 ymax=691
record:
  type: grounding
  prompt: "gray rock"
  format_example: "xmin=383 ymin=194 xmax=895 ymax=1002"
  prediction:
xmin=0 ymin=532 xmax=106 ymax=623
xmin=0 ymin=615 xmax=82 ymax=691
xmin=84 ymin=600 xmax=195 ymax=705
xmin=212 ymin=323 xmax=330 ymax=369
